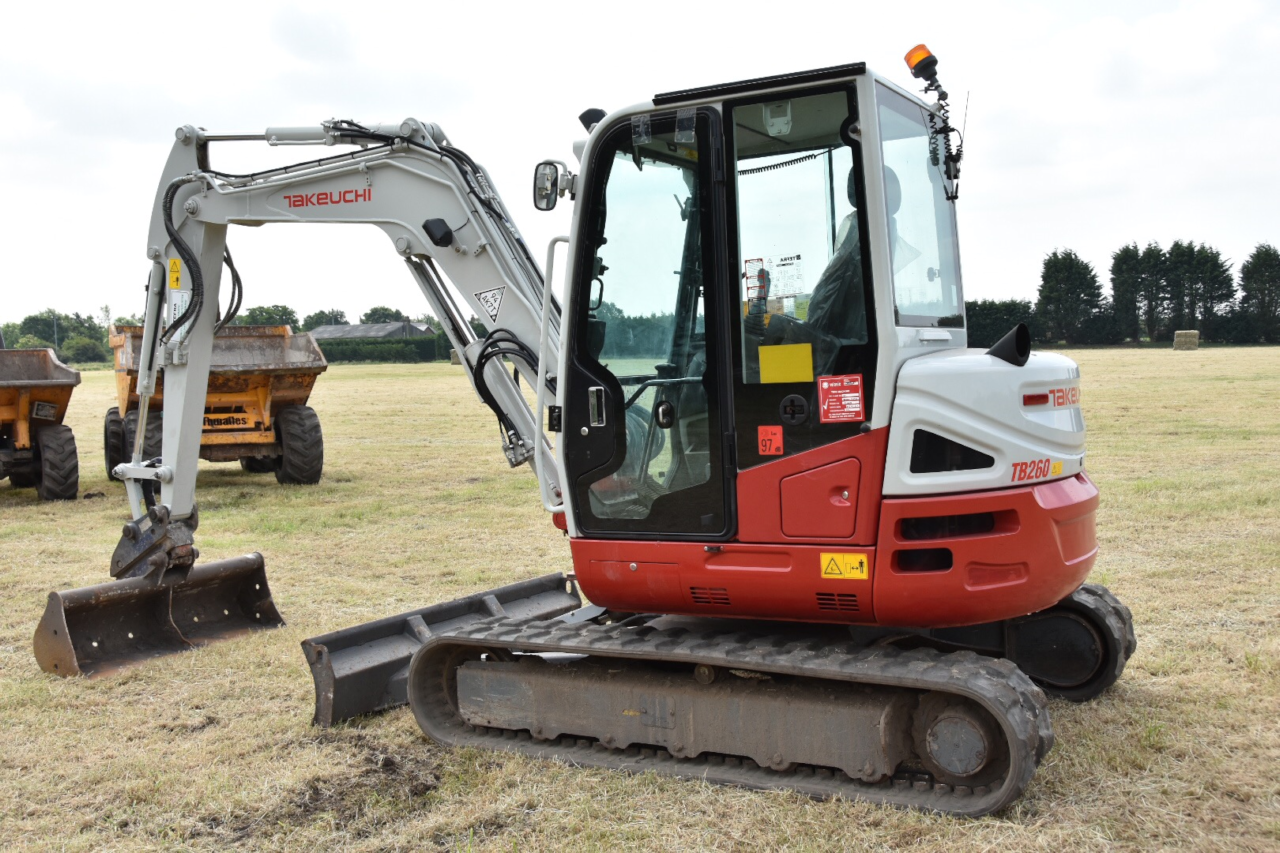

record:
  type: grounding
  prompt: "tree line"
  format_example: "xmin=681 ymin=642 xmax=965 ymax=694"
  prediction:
xmin=0 ymin=305 xmax=436 ymax=363
xmin=975 ymin=241 xmax=1280 ymax=348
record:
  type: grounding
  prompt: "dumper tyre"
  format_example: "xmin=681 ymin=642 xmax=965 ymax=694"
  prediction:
xmin=123 ymin=408 xmax=163 ymax=463
xmin=240 ymin=455 xmax=280 ymax=473
xmin=275 ymin=405 xmax=323 ymax=485
xmin=103 ymin=407 xmax=125 ymax=479
xmin=35 ymin=424 xmax=78 ymax=501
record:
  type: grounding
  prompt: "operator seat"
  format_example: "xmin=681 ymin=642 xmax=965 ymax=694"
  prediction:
xmin=747 ymin=165 xmax=881 ymax=377
xmin=803 ymin=165 xmax=887 ymax=343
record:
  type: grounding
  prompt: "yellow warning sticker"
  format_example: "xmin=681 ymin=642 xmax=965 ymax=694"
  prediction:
xmin=1050 ymin=461 xmax=1063 ymax=476
xmin=168 ymin=258 xmax=182 ymax=289
xmin=759 ymin=342 xmax=814 ymax=384
xmin=820 ymin=552 xmax=869 ymax=580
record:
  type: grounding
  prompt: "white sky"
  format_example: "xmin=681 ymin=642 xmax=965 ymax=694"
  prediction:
xmin=1 ymin=0 xmax=1276 ymax=326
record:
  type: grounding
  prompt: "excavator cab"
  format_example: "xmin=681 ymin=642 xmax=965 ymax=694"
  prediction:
xmin=560 ymin=79 xmax=903 ymax=545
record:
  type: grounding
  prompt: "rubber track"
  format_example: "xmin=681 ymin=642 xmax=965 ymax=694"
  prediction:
xmin=275 ymin=405 xmax=323 ymax=485
xmin=410 ymin=616 xmax=1055 ymax=816
xmin=36 ymin=424 xmax=78 ymax=501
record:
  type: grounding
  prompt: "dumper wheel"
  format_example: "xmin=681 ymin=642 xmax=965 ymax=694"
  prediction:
xmin=239 ymin=455 xmax=279 ymax=473
xmin=35 ymin=424 xmax=78 ymax=501
xmin=104 ymin=407 xmax=125 ymax=480
xmin=123 ymin=408 xmax=163 ymax=463
xmin=275 ymin=405 xmax=323 ymax=485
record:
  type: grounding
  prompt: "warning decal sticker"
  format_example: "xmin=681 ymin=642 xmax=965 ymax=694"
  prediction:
xmin=474 ymin=286 xmax=506 ymax=322
xmin=168 ymin=259 xmax=182 ymax=289
xmin=758 ymin=425 xmax=783 ymax=456
xmin=817 ymin=374 xmax=865 ymax=424
xmin=820 ymin=552 xmax=869 ymax=580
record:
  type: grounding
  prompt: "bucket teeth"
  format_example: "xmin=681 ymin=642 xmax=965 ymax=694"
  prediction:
xmin=33 ymin=553 xmax=282 ymax=678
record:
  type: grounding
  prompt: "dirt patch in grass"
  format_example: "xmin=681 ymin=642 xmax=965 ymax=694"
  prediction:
xmin=2 ymin=353 xmax=1279 ymax=851
xmin=180 ymin=730 xmax=442 ymax=846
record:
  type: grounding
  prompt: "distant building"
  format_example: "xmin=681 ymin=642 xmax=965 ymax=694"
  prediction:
xmin=309 ymin=321 xmax=429 ymax=341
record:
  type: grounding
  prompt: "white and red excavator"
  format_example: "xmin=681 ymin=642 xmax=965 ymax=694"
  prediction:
xmin=34 ymin=47 xmax=1133 ymax=815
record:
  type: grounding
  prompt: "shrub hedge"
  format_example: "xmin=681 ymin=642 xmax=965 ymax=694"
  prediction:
xmin=315 ymin=335 xmax=453 ymax=363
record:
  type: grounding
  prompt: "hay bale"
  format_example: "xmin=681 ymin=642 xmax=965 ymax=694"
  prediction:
xmin=1173 ymin=330 xmax=1199 ymax=350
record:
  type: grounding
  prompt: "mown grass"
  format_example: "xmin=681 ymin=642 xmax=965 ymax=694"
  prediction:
xmin=1 ymin=350 xmax=1278 ymax=851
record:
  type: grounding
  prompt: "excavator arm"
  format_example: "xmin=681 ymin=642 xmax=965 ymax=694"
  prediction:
xmin=112 ymin=119 xmax=565 ymax=579
xmin=33 ymin=119 xmax=576 ymax=679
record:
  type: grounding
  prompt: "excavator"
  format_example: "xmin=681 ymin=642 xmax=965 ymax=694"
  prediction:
xmin=33 ymin=47 xmax=1134 ymax=815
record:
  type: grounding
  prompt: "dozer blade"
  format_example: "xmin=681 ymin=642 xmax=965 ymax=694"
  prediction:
xmin=301 ymin=573 xmax=580 ymax=727
xmin=33 ymin=553 xmax=283 ymax=677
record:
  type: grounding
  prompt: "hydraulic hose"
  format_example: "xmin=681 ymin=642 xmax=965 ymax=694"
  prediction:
xmin=160 ymin=175 xmax=205 ymax=345
xmin=215 ymin=246 xmax=244 ymax=333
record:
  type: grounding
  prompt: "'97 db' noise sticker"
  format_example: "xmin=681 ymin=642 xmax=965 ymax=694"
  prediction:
xmin=820 ymin=552 xmax=869 ymax=580
xmin=758 ymin=426 xmax=783 ymax=456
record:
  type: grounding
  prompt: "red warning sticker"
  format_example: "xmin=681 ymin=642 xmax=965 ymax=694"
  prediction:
xmin=758 ymin=425 xmax=783 ymax=456
xmin=817 ymin=374 xmax=865 ymax=424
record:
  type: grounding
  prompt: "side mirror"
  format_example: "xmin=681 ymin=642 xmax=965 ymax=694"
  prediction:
xmin=533 ymin=161 xmax=559 ymax=211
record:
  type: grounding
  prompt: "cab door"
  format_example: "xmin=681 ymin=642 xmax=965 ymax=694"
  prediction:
xmin=725 ymin=84 xmax=883 ymax=544
xmin=561 ymin=108 xmax=734 ymax=539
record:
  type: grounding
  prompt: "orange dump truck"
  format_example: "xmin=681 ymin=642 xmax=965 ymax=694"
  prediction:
xmin=104 ymin=324 xmax=327 ymax=484
xmin=0 ymin=348 xmax=80 ymax=500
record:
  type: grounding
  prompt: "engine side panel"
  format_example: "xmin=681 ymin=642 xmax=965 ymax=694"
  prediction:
xmin=883 ymin=349 xmax=1087 ymax=496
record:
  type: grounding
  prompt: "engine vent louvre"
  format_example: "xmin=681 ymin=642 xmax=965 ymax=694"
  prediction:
xmin=910 ymin=430 xmax=995 ymax=474
xmin=815 ymin=592 xmax=859 ymax=612
xmin=690 ymin=586 xmax=731 ymax=606
xmin=901 ymin=512 xmax=997 ymax=540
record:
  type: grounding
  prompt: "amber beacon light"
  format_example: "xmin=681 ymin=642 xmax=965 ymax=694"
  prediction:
xmin=905 ymin=44 xmax=938 ymax=81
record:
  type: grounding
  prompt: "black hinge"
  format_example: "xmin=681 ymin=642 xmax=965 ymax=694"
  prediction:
xmin=547 ymin=405 xmax=563 ymax=433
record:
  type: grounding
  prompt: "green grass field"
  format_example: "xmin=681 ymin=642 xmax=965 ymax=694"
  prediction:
xmin=1 ymin=350 xmax=1278 ymax=851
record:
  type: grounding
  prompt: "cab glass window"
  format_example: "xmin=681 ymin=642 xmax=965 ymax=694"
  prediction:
xmin=733 ymin=91 xmax=870 ymax=384
xmin=568 ymin=113 xmax=727 ymax=535
xmin=877 ymin=84 xmax=963 ymax=327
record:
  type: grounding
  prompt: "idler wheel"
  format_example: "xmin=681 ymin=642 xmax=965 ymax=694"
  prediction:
xmin=912 ymin=693 xmax=1007 ymax=787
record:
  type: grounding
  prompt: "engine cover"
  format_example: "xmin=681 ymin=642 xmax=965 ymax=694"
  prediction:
xmin=882 ymin=349 xmax=1086 ymax=496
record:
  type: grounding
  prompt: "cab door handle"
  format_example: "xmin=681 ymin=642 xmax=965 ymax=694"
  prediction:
xmin=588 ymin=386 xmax=606 ymax=427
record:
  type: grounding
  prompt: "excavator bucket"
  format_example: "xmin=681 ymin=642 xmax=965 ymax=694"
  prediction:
xmin=33 ymin=554 xmax=282 ymax=677
xmin=302 ymin=573 xmax=580 ymax=726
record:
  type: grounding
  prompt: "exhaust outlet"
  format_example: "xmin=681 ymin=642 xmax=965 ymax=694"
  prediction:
xmin=986 ymin=323 xmax=1031 ymax=367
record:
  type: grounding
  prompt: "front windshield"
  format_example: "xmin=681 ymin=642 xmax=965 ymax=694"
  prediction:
xmin=877 ymin=84 xmax=963 ymax=327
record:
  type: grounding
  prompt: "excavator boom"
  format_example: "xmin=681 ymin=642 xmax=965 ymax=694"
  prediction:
xmin=35 ymin=118 xmax=565 ymax=677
